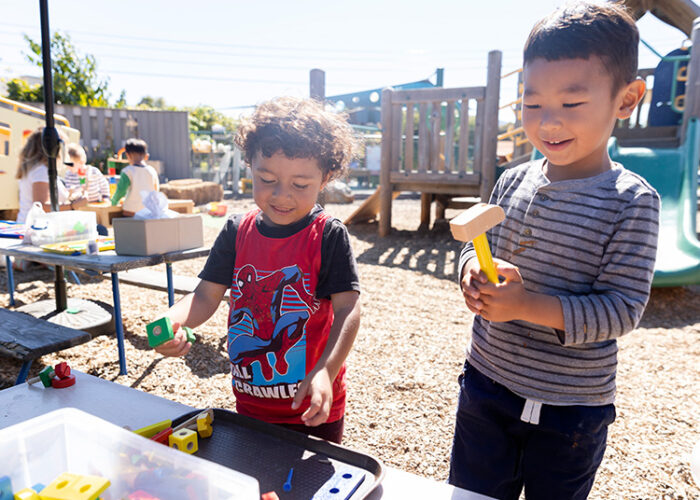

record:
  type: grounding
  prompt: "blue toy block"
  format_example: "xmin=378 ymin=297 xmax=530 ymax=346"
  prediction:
xmin=0 ymin=475 xmax=12 ymax=500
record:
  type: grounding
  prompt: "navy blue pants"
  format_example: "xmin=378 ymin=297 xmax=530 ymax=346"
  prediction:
xmin=448 ymin=362 xmax=615 ymax=500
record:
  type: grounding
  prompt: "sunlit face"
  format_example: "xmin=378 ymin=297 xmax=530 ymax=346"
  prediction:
xmin=252 ymin=151 xmax=327 ymax=226
xmin=522 ymin=56 xmax=629 ymax=181
xmin=67 ymin=154 xmax=85 ymax=173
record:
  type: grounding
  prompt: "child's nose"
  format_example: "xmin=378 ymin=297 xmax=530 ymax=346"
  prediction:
xmin=540 ymin=110 xmax=562 ymax=130
xmin=273 ymin=184 xmax=290 ymax=198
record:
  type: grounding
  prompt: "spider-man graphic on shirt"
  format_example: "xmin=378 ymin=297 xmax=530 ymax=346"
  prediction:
xmin=228 ymin=263 xmax=319 ymax=382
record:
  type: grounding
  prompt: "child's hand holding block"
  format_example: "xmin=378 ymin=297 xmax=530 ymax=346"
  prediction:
xmin=146 ymin=317 xmax=196 ymax=348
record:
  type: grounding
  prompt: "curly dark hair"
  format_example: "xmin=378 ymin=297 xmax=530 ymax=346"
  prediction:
xmin=235 ymin=97 xmax=356 ymax=181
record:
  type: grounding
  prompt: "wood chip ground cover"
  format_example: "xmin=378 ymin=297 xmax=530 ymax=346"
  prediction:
xmin=1 ymin=195 xmax=698 ymax=499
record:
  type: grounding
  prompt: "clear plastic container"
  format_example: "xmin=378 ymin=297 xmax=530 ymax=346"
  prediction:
xmin=0 ymin=408 xmax=260 ymax=499
xmin=27 ymin=210 xmax=97 ymax=246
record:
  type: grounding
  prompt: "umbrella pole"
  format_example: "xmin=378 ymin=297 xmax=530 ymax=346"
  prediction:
xmin=39 ymin=0 xmax=67 ymax=312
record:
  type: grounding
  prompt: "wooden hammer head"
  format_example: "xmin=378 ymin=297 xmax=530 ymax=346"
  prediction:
xmin=450 ymin=203 xmax=505 ymax=242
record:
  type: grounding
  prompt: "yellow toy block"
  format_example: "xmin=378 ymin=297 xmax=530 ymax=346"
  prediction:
xmin=14 ymin=488 xmax=40 ymax=500
xmin=133 ymin=419 xmax=172 ymax=438
xmin=39 ymin=472 xmax=110 ymax=500
xmin=196 ymin=413 xmax=213 ymax=438
xmin=169 ymin=428 xmax=198 ymax=454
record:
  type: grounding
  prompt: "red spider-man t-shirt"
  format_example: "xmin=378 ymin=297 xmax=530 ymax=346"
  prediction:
xmin=226 ymin=209 xmax=346 ymax=424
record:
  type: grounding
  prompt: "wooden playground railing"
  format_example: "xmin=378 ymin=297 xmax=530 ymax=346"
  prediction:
xmin=378 ymin=51 xmax=502 ymax=236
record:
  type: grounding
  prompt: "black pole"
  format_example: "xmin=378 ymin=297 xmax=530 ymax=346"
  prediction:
xmin=39 ymin=0 xmax=67 ymax=311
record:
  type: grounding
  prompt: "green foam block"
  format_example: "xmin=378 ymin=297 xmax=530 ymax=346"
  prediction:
xmin=147 ymin=318 xmax=196 ymax=348
xmin=146 ymin=317 xmax=174 ymax=348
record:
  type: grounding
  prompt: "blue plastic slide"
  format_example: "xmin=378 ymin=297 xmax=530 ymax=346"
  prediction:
xmin=609 ymin=119 xmax=700 ymax=286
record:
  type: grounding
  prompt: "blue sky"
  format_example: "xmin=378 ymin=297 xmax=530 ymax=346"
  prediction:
xmin=0 ymin=0 xmax=690 ymax=117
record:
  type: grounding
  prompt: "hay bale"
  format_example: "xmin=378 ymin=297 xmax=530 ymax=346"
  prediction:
xmin=160 ymin=179 xmax=223 ymax=205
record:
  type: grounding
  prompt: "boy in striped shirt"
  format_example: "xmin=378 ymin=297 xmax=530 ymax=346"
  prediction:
xmin=449 ymin=3 xmax=660 ymax=499
xmin=64 ymin=143 xmax=110 ymax=203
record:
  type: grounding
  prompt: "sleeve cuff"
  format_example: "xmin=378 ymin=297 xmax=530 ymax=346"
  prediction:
xmin=197 ymin=270 xmax=231 ymax=287
xmin=556 ymin=295 xmax=577 ymax=345
xmin=458 ymin=247 xmax=477 ymax=284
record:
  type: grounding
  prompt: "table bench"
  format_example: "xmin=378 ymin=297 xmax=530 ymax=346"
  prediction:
xmin=0 ymin=239 xmax=211 ymax=375
xmin=115 ymin=268 xmax=230 ymax=300
xmin=0 ymin=308 xmax=92 ymax=385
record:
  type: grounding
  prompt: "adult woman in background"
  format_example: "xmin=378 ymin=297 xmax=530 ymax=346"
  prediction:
xmin=16 ymin=128 xmax=86 ymax=224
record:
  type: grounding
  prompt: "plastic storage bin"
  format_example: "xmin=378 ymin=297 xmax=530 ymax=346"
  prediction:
xmin=0 ymin=408 xmax=260 ymax=499
xmin=26 ymin=210 xmax=97 ymax=246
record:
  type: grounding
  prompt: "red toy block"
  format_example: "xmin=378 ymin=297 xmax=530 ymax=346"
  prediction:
xmin=150 ymin=427 xmax=173 ymax=445
xmin=261 ymin=492 xmax=280 ymax=500
xmin=54 ymin=362 xmax=71 ymax=379
xmin=51 ymin=374 xmax=76 ymax=389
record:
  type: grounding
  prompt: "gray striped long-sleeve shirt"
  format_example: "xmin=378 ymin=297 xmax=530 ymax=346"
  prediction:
xmin=459 ymin=159 xmax=660 ymax=405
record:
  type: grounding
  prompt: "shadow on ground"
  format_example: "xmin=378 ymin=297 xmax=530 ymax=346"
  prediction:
xmin=639 ymin=285 xmax=700 ymax=328
xmin=348 ymin=222 xmax=463 ymax=282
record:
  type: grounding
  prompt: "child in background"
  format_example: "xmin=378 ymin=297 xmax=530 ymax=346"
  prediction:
xmin=64 ymin=143 xmax=110 ymax=203
xmin=153 ymin=97 xmax=360 ymax=444
xmin=110 ymin=138 xmax=159 ymax=216
xmin=449 ymin=3 xmax=660 ymax=499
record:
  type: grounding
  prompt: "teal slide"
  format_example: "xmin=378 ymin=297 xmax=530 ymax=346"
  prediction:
xmin=609 ymin=119 xmax=700 ymax=287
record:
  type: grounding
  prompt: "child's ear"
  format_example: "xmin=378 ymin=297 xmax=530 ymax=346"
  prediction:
xmin=616 ymin=78 xmax=646 ymax=120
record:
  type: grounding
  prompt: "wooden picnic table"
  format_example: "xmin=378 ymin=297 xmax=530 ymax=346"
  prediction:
xmin=0 ymin=238 xmax=210 ymax=375
xmin=0 ymin=307 xmax=92 ymax=384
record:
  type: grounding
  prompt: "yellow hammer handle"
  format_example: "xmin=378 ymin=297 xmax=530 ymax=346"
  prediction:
xmin=473 ymin=233 xmax=499 ymax=284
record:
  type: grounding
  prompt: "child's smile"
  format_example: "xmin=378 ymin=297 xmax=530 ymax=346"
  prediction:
xmin=252 ymin=152 xmax=327 ymax=226
xmin=521 ymin=56 xmax=636 ymax=181
xmin=541 ymin=138 xmax=573 ymax=152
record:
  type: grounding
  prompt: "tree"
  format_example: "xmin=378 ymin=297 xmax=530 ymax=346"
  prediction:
xmin=137 ymin=95 xmax=168 ymax=109
xmin=187 ymin=105 xmax=239 ymax=134
xmin=8 ymin=32 xmax=110 ymax=106
xmin=114 ymin=90 xmax=127 ymax=109
xmin=5 ymin=77 xmax=43 ymax=102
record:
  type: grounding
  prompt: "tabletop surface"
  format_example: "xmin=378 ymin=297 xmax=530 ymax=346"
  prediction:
xmin=0 ymin=371 xmax=191 ymax=430
xmin=0 ymin=238 xmax=210 ymax=272
xmin=0 ymin=371 xmax=493 ymax=500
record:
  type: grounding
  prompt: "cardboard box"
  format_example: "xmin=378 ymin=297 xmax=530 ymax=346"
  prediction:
xmin=113 ymin=214 xmax=203 ymax=255
xmin=0 ymin=408 xmax=259 ymax=499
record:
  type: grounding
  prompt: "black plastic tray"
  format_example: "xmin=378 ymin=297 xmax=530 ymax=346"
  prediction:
xmin=172 ymin=408 xmax=384 ymax=499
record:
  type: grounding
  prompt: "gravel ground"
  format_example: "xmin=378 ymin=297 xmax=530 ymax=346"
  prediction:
xmin=1 ymin=194 xmax=698 ymax=499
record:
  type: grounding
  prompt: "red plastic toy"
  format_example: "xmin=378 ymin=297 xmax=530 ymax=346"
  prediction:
xmin=51 ymin=374 xmax=76 ymax=389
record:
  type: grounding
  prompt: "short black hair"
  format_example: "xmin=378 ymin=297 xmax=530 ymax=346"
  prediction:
xmin=524 ymin=1 xmax=639 ymax=93
xmin=125 ymin=138 xmax=148 ymax=155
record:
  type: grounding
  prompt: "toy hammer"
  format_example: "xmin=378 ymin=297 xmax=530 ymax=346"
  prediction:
xmin=450 ymin=203 xmax=505 ymax=284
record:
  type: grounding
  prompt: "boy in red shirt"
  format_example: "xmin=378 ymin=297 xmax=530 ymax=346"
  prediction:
xmin=154 ymin=97 xmax=360 ymax=443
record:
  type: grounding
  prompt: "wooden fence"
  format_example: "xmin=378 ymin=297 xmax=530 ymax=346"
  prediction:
xmin=378 ymin=51 xmax=502 ymax=236
xmin=53 ymin=104 xmax=191 ymax=181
